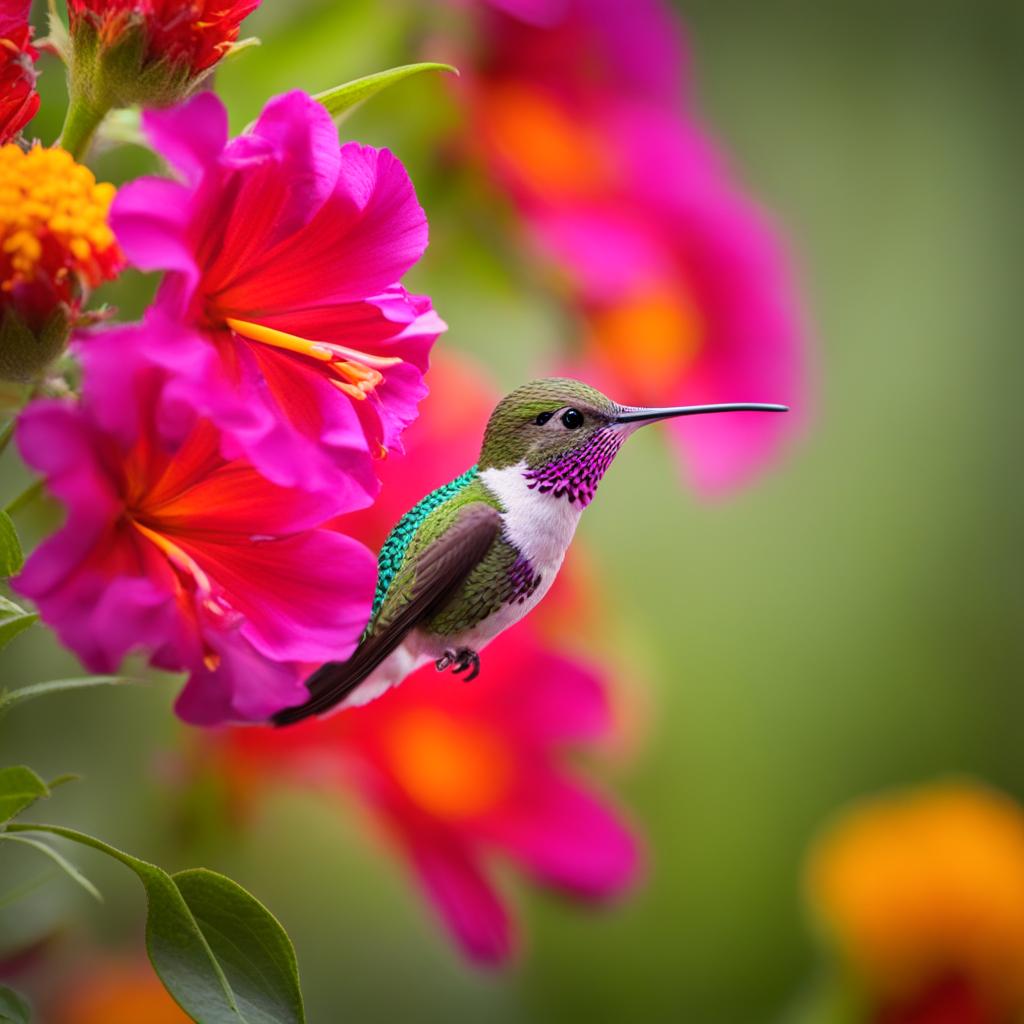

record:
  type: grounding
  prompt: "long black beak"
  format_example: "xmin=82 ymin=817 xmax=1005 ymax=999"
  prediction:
xmin=615 ymin=402 xmax=789 ymax=424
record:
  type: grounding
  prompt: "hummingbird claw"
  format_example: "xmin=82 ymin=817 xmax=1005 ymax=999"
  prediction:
xmin=436 ymin=648 xmax=481 ymax=682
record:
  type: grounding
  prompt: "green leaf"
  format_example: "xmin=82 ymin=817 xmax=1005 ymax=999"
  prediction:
xmin=0 ymin=984 xmax=31 ymax=1024
xmin=0 ymin=766 xmax=48 ymax=822
xmin=0 ymin=675 xmax=135 ymax=714
xmin=0 ymin=595 xmax=37 ymax=651
xmin=0 ymin=834 xmax=101 ymax=901
xmin=0 ymin=511 xmax=23 ymax=576
xmin=314 ymin=62 xmax=458 ymax=122
xmin=7 ymin=824 xmax=306 ymax=1024
xmin=173 ymin=869 xmax=305 ymax=1024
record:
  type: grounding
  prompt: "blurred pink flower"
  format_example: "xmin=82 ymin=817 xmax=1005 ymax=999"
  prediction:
xmin=13 ymin=347 xmax=377 ymax=725
xmin=106 ymin=89 xmax=444 ymax=506
xmin=463 ymin=0 xmax=804 ymax=492
xmin=221 ymin=625 xmax=639 ymax=964
xmin=0 ymin=0 xmax=39 ymax=144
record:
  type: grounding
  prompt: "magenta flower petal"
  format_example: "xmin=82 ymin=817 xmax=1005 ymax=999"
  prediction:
xmin=485 ymin=775 xmax=640 ymax=897
xmin=13 ymin=403 xmax=186 ymax=672
xmin=175 ymin=625 xmax=310 ymax=726
xmin=219 ymin=91 xmax=342 ymax=247
xmin=496 ymin=631 xmax=612 ymax=744
xmin=401 ymin=816 xmax=514 ymax=965
xmin=215 ymin=142 xmax=428 ymax=312
xmin=108 ymin=179 xmax=201 ymax=314
xmin=142 ymin=91 xmax=228 ymax=185
xmin=181 ymin=530 xmax=376 ymax=663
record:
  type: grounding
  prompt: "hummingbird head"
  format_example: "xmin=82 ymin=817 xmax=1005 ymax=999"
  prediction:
xmin=479 ymin=378 xmax=787 ymax=507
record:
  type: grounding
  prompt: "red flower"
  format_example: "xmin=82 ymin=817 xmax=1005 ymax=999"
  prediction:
xmin=0 ymin=0 xmax=39 ymax=144
xmin=221 ymin=625 xmax=638 ymax=964
xmin=67 ymin=0 xmax=260 ymax=76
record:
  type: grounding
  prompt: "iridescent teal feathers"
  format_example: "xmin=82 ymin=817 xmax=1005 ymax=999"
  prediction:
xmin=370 ymin=465 xmax=479 ymax=623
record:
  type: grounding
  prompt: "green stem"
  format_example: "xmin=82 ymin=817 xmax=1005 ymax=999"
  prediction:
xmin=58 ymin=92 xmax=109 ymax=161
xmin=4 ymin=478 xmax=43 ymax=518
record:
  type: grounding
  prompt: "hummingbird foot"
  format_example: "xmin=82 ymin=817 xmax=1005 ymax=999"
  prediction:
xmin=436 ymin=647 xmax=481 ymax=682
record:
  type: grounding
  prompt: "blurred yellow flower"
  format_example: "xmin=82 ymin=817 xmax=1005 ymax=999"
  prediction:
xmin=806 ymin=782 xmax=1024 ymax=1022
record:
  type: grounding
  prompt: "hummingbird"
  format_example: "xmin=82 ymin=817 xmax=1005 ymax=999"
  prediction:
xmin=273 ymin=379 xmax=787 ymax=725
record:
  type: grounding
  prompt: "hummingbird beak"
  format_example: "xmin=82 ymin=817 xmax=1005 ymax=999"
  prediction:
xmin=614 ymin=402 xmax=789 ymax=425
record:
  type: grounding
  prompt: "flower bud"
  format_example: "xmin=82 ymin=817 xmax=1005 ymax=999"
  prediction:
xmin=61 ymin=0 xmax=260 ymax=156
xmin=0 ymin=145 xmax=121 ymax=381
xmin=0 ymin=0 xmax=40 ymax=144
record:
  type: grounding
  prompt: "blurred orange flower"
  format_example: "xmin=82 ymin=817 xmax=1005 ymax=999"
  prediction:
xmin=806 ymin=782 xmax=1024 ymax=1024
xmin=50 ymin=956 xmax=189 ymax=1024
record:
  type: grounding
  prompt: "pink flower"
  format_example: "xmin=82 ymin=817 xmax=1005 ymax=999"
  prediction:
xmin=462 ymin=0 xmax=804 ymax=492
xmin=106 ymin=89 xmax=444 ymax=507
xmin=13 ymin=345 xmax=377 ymax=725
xmin=220 ymin=625 xmax=639 ymax=963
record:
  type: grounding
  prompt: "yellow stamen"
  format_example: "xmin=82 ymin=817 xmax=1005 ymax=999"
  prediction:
xmin=224 ymin=317 xmax=333 ymax=360
xmin=0 ymin=145 xmax=120 ymax=293
xmin=224 ymin=316 xmax=402 ymax=401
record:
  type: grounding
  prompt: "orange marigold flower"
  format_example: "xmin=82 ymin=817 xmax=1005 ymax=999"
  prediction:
xmin=0 ymin=144 xmax=121 ymax=379
xmin=806 ymin=782 xmax=1024 ymax=1024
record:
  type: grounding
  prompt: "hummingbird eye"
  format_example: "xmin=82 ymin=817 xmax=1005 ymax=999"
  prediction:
xmin=560 ymin=408 xmax=584 ymax=429
xmin=534 ymin=411 xmax=554 ymax=425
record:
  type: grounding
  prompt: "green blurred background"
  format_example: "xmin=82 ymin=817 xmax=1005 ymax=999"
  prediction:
xmin=3 ymin=1 xmax=1024 ymax=1021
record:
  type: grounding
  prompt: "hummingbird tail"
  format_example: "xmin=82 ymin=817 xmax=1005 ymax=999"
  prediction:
xmin=272 ymin=649 xmax=382 ymax=725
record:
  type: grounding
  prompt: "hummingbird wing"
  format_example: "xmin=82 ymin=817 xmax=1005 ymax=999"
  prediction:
xmin=273 ymin=502 xmax=502 ymax=724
